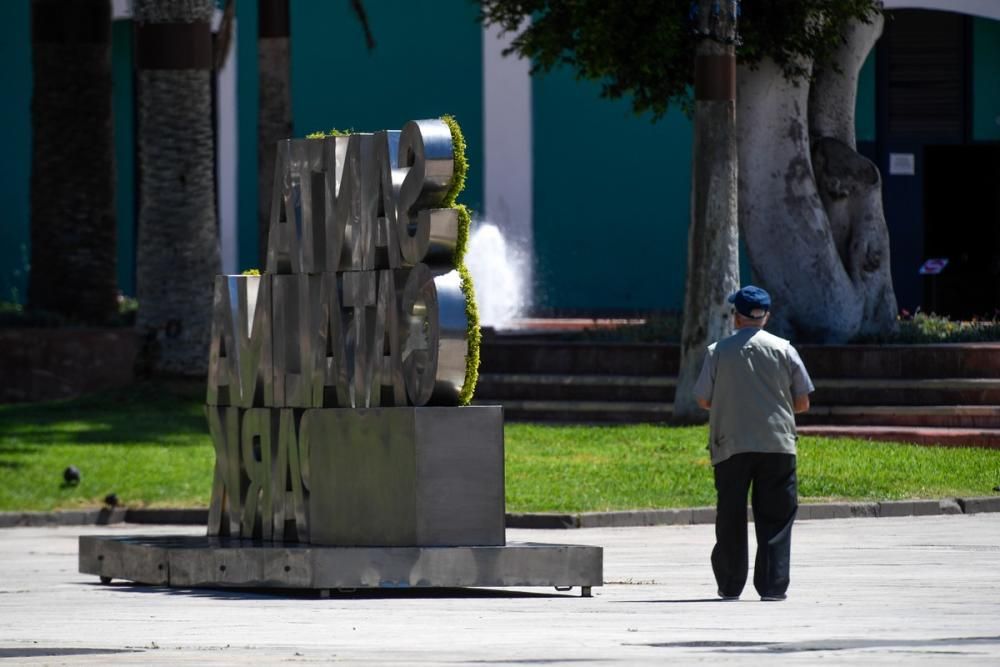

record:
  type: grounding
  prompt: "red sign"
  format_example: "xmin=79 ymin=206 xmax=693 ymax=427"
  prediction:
xmin=918 ymin=258 xmax=949 ymax=275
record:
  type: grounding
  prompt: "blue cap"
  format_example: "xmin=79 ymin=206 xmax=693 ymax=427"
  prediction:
xmin=728 ymin=285 xmax=771 ymax=318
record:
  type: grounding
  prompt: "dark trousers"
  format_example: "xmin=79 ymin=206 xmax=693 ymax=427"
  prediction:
xmin=712 ymin=452 xmax=798 ymax=598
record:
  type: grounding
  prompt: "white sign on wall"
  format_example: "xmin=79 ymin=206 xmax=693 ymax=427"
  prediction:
xmin=889 ymin=153 xmax=916 ymax=176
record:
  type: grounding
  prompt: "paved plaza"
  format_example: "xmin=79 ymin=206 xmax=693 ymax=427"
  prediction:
xmin=1 ymin=514 xmax=998 ymax=664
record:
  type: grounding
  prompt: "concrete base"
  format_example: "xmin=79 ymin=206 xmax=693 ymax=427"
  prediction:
xmin=79 ymin=535 xmax=603 ymax=597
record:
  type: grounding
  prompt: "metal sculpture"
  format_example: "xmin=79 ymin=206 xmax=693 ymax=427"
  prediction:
xmin=203 ymin=119 xmax=482 ymax=544
xmin=208 ymin=121 xmax=469 ymax=414
xmin=80 ymin=118 xmax=602 ymax=595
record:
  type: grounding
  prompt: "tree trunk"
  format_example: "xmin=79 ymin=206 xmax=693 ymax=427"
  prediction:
xmin=736 ymin=17 xmax=897 ymax=342
xmin=809 ymin=14 xmax=882 ymax=151
xmin=134 ymin=0 xmax=220 ymax=374
xmin=810 ymin=16 xmax=898 ymax=338
xmin=674 ymin=0 xmax=740 ymax=422
xmin=257 ymin=0 xmax=292 ymax=266
xmin=28 ymin=0 xmax=117 ymax=323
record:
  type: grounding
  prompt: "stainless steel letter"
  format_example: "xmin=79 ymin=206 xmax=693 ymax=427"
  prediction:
xmin=240 ymin=408 xmax=274 ymax=540
xmin=315 ymin=272 xmax=351 ymax=407
xmin=343 ymin=270 xmax=378 ymax=407
xmin=265 ymin=140 xmax=302 ymax=274
xmin=207 ymin=405 xmax=242 ymax=536
xmin=400 ymin=264 xmax=440 ymax=406
xmin=272 ymin=408 xmax=308 ymax=542
xmin=395 ymin=120 xmax=455 ymax=265
xmin=207 ymin=276 xmax=236 ymax=405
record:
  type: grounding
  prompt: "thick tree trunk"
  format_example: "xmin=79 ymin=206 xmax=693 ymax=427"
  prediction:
xmin=674 ymin=0 xmax=740 ymax=421
xmin=736 ymin=17 xmax=897 ymax=343
xmin=28 ymin=0 xmax=117 ymax=323
xmin=810 ymin=16 xmax=898 ymax=338
xmin=809 ymin=15 xmax=883 ymax=151
xmin=257 ymin=0 xmax=292 ymax=265
xmin=134 ymin=0 xmax=220 ymax=374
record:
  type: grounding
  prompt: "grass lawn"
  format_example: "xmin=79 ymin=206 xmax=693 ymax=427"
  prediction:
xmin=0 ymin=381 xmax=997 ymax=513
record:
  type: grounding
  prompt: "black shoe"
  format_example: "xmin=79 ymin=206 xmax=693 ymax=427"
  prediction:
xmin=718 ymin=590 xmax=740 ymax=601
xmin=760 ymin=594 xmax=786 ymax=601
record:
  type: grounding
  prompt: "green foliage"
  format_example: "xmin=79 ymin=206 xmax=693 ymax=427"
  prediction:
xmin=6 ymin=243 xmax=29 ymax=305
xmin=116 ymin=295 xmax=138 ymax=326
xmin=0 ymin=293 xmax=137 ymax=328
xmin=306 ymin=128 xmax=352 ymax=138
xmin=439 ymin=114 xmax=479 ymax=404
xmin=478 ymin=0 xmax=881 ymax=119
xmin=0 ymin=301 xmax=23 ymax=315
xmin=853 ymin=312 xmax=1000 ymax=344
xmin=241 ymin=268 xmax=261 ymax=276
xmin=453 ymin=204 xmax=471 ymax=266
xmin=740 ymin=0 xmax=882 ymax=79
xmin=0 ymin=306 xmax=66 ymax=328
xmin=458 ymin=264 xmax=481 ymax=406
xmin=440 ymin=114 xmax=468 ymax=208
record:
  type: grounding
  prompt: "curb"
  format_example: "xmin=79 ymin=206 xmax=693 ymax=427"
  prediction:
xmin=3 ymin=497 xmax=998 ymax=530
xmin=0 ymin=508 xmax=205 ymax=529
xmin=507 ymin=496 xmax=1000 ymax=529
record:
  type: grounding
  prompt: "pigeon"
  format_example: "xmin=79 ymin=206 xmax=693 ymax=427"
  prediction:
xmin=63 ymin=466 xmax=81 ymax=486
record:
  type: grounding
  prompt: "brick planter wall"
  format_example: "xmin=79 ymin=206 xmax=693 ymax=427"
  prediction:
xmin=0 ymin=328 xmax=141 ymax=402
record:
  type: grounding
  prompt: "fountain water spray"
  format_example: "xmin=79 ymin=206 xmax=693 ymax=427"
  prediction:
xmin=464 ymin=221 xmax=531 ymax=330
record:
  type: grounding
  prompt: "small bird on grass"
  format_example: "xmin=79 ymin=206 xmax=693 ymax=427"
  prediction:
xmin=62 ymin=466 xmax=81 ymax=486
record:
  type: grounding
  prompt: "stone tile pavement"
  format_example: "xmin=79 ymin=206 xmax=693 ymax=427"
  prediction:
xmin=0 ymin=514 xmax=998 ymax=664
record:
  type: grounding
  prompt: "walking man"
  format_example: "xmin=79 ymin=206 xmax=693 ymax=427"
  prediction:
xmin=693 ymin=285 xmax=814 ymax=601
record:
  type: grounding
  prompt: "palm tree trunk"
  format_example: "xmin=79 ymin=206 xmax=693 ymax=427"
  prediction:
xmin=29 ymin=0 xmax=117 ymax=323
xmin=134 ymin=0 xmax=220 ymax=374
xmin=257 ymin=0 xmax=292 ymax=265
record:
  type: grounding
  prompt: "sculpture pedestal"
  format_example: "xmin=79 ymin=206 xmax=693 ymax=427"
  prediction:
xmin=305 ymin=406 xmax=506 ymax=547
xmin=79 ymin=406 xmax=604 ymax=596
xmin=78 ymin=535 xmax=603 ymax=597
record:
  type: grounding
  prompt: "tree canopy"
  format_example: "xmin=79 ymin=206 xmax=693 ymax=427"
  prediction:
xmin=478 ymin=0 xmax=881 ymax=119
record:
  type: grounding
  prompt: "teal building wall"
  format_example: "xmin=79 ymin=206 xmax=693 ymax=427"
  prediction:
xmin=973 ymin=17 xmax=1000 ymax=142
xmin=0 ymin=2 xmax=30 ymax=304
xmin=532 ymin=70 xmax=692 ymax=312
xmin=856 ymin=52 xmax=877 ymax=144
xmin=236 ymin=0 xmax=260 ymax=271
xmin=236 ymin=0 xmax=484 ymax=270
xmin=111 ymin=21 xmax=136 ymax=296
xmin=289 ymin=0 xmax=483 ymax=215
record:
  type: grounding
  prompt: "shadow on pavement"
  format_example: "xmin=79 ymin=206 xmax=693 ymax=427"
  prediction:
xmin=81 ymin=581 xmax=577 ymax=600
xmin=0 ymin=648 xmax=141 ymax=658
xmin=613 ymin=598 xmax=726 ymax=603
xmin=630 ymin=636 xmax=1000 ymax=653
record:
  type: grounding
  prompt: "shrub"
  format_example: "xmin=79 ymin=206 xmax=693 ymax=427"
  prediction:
xmin=853 ymin=312 xmax=1000 ymax=344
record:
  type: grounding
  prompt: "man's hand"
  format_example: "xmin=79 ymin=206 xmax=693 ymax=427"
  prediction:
xmin=696 ymin=398 xmax=711 ymax=411
xmin=793 ymin=394 xmax=810 ymax=414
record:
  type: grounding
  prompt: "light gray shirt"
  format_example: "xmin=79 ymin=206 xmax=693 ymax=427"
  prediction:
xmin=693 ymin=327 xmax=814 ymax=465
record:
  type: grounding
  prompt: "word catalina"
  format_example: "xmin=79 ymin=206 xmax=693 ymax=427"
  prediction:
xmin=207 ymin=119 xmax=475 ymax=411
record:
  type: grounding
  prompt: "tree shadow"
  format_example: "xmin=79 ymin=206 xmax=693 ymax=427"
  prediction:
xmin=0 ymin=380 xmax=209 ymax=447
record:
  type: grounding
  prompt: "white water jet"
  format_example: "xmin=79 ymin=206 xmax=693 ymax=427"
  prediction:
xmin=464 ymin=222 xmax=530 ymax=330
